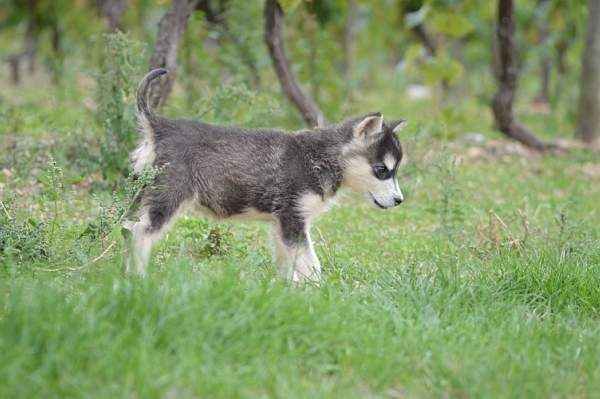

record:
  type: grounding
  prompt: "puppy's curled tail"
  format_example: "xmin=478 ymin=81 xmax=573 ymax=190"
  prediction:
xmin=136 ymin=68 xmax=167 ymax=121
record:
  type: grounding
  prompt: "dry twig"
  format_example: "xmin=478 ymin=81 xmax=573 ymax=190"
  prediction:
xmin=37 ymin=241 xmax=116 ymax=273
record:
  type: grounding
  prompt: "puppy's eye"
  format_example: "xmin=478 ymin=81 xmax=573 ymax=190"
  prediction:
xmin=373 ymin=164 xmax=390 ymax=180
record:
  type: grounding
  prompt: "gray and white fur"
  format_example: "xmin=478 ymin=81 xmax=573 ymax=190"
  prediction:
xmin=125 ymin=69 xmax=407 ymax=282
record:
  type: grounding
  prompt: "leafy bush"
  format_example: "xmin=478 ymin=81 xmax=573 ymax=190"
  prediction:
xmin=81 ymin=166 xmax=162 ymax=244
xmin=96 ymin=32 xmax=145 ymax=181
xmin=191 ymin=82 xmax=281 ymax=127
xmin=0 ymin=157 xmax=64 ymax=267
xmin=0 ymin=198 xmax=50 ymax=265
xmin=1 ymin=159 xmax=161 ymax=270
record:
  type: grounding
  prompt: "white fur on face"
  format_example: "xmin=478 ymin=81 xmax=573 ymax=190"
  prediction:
xmin=393 ymin=175 xmax=404 ymax=203
xmin=342 ymin=156 xmax=403 ymax=209
xmin=383 ymin=153 xmax=396 ymax=171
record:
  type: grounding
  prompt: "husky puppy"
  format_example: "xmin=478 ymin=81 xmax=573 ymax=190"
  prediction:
xmin=125 ymin=69 xmax=406 ymax=282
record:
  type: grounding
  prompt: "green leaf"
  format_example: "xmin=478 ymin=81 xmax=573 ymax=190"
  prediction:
xmin=108 ymin=226 xmax=122 ymax=242
xmin=404 ymin=44 xmax=424 ymax=66
xmin=421 ymin=55 xmax=464 ymax=86
xmin=279 ymin=0 xmax=303 ymax=12
xmin=430 ymin=12 xmax=474 ymax=38
xmin=80 ymin=223 xmax=99 ymax=239
xmin=121 ymin=227 xmax=132 ymax=241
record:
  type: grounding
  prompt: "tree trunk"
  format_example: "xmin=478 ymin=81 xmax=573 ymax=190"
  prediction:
xmin=412 ymin=24 xmax=437 ymax=57
xmin=264 ymin=0 xmax=326 ymax=127
xmin=342 ymin=0 xmax=357 ymax=76
xmin=534 ymin=0 xmax=551 ymax=104
xmin=491 ymin=22 xmax=501 ymax=80
xmin=491 ymin=0 xmax=548 ymax=151
xmin=49 ymin=22 xmax=64 ymax=84
xmin=7 ymin=58 xmax=20 ymax=85
xmin=555 ymin=40 xmax=568 ymax=75
xmin=96 ymin=0 xmax=128 ymax=33
xmin=535 ymin=56 xmax=551 ymax=104
xmin=148 ymin=0 xmax=199 ymax=108
xmin=5 ymin=2 xmax=38 ymax=85
xmin=24 ymin=25 xmax=37 ymax=74
xmin=6 ymin=30 xmax=37 ymax=85
xmin=576 ymin=0 xmax=600 ymax=143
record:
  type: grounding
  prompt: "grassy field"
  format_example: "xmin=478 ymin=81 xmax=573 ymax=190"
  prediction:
xmin=1 ymin=62 xmax=600 ymax=398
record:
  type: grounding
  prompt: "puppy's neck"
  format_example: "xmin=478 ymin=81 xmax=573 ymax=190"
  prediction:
xmin=296 ymin=129 xmax=348 ymax=199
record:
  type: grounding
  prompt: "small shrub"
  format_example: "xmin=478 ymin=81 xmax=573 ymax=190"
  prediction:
xmin=81 ymin=166 xmax=162 ymax=244
xmin=1 ymin=160 xmax=161 ymax=271
xmin=0 ymin=198 xmax=50 ymax=265
xmin=96 ymin=32 xmax=145 ymax=181
xmin=0 ymin=157 xmax=67 ymax=267
xmin=158 ymin=218 xmax=233 ymax=262
xmin=430 ymin=153 xmax=464 ymax=237
xmin=38 ymin=156 xmax=64 ymax=244
xmin=200 ymin=226 xmax=233 ymax=257
xmin=192 ymin=82 xmax=281 ymax=127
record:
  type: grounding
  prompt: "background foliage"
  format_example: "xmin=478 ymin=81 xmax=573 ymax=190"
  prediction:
xmin=0 ymin=0 xmax=598 ymax=397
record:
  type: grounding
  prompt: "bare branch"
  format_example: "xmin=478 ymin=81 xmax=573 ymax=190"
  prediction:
xmin=96 ymin=0 xmax=128 ymax=32
xmin=264 ymin=0 xmax=326 ymax=127
xmin=577 ymin=0 xmax=600 ymax=143
xmin=411 ymin=24 xmax=437 ymax=57
xmin=5 ymin=4 xmax=38 ymax=85
xmin=342 ymin=0 xmax=358 ymax=76
xmin=37 ymin=241 xmax=116 ymax=273
xmin=148 ymin=0 xmax=199 ymax=108
xmin=491 ymin=0 xmax=548 ymax=151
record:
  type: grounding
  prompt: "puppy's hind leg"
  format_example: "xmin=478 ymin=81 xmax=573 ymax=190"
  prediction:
xmin=124 ymin=192 xmax=186 ymax=276
xmin=124 ymin=212 xmax=160 ymax=276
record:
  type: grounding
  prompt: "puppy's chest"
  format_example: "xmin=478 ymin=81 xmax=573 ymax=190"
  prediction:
xmin=296 ymin=192 xmax=337 ymax=221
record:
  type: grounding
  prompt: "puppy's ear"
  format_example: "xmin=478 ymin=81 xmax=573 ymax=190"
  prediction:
xmin=388 ymin=119 xmax=408 ymax=134
xmin=353 ymin=113 xmax=383 ymax=139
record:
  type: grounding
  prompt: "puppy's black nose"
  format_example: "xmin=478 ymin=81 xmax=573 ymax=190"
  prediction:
xmin=394 ymin=197 xmax=403 ymax=206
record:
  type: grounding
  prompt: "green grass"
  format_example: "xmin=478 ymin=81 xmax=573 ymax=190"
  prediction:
xmin=1 ymin=60 xmax=600 ymax=398
xmin=2 ymin=149 xmax=599 ymax=398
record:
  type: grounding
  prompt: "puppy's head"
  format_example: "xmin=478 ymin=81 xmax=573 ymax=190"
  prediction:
xmin=341 ymin=113 xmax=406 ymax=210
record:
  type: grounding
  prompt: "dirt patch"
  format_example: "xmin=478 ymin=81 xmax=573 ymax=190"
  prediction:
xmin=455 ymin=137 xmax=599 ymax=163
xmin=570 ymin=163 xmax=600 ymax=180
xmin=454 ymin=140 xmax=537 ymax=163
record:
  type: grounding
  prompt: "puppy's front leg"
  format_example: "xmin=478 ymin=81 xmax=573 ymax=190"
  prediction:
xmin=272 ymin=214 xmax=321 ymax=283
